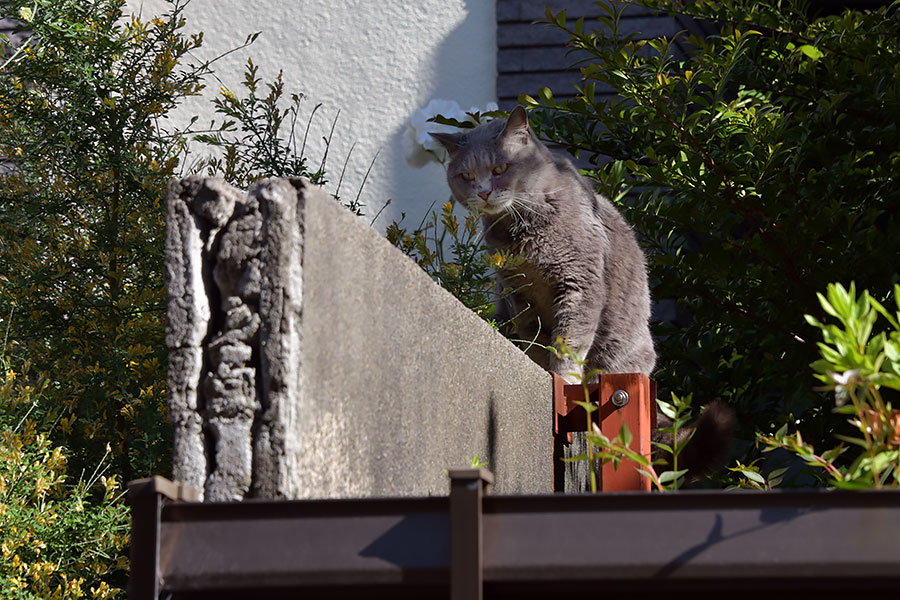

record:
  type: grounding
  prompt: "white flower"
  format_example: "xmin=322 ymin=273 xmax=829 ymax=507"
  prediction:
xmin=830 ymin=369 xmax=860 ymax=387
xmin=405 ymin=99 xmax=500 ymax=168
xmin=829 ymin=369 xmax=860 ymax=404
xmin=468 ymin=101 xmax=499 ymax=115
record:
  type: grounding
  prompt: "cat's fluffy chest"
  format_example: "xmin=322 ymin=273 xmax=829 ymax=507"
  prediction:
xmin=500 ymin=257 xmax=556 ymax=338
xmin=487 ymin=200 xmax=608 ymax=347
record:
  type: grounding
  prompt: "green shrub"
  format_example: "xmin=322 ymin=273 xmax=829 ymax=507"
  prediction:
xmin=0 ymin=0 xmax=369 ymax=591
xmin=759 ymin=283 xmax=900 ymax=488
xmin=0 ymin=355 xmax=128 ymax=599
xmin=0 ymin=0 xmax=217 ymax=481
xmin=525 ymin=0 xmax=900 ymax=459
xmin=386 ymin=201 xmax=506 ymax=322
xmin=0 ymin=0 xmax=246 ymax=593
xmin=193 ymin=58 xmax=369 ymax=214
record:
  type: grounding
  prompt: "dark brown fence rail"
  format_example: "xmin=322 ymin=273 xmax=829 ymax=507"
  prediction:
xmin=128 ymin=471 xmax=900 ymax=599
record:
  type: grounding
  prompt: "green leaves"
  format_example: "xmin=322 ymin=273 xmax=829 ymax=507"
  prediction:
xmin=194 ymin=59 xmax=358 ymax=209
xmin=0 ymin=0 xmax=216 ymax=482
xmin=806 ymin=283 xmax=900 ymax=393
xmin=658 ymin=469 xmax=688 ymax=486
xmin=797 ymin=44 xmax=824 ymax=62
xmin=528 ymin=0 xmax=900 ymax=475
xmin=761 ymin=282 xmax=900 ymax=488
xmin=545 ymin=8 xmax=567 ymax=29
xmin=649 ymin=393 xmax=697 ymax=490
xmin=387 ymin=201 xmax=501 ymax=322
xmin=0 ymin=355 xmax=128 ymax=598
xmin=728 ymin=460 xmax=788 ymax=490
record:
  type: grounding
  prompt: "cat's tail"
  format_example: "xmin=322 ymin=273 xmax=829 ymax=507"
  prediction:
xmin=654 ymin=401 xmax=735 ymax=479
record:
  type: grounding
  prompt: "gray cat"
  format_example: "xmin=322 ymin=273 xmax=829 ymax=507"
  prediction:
xmin=432 ymin=106 xmax=732 ymax=476
xmin=431 ymin=106 xmax=655 ymax=382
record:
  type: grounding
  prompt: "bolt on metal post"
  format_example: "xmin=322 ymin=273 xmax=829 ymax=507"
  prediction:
xmin=610 ymin=389 xmax=629 ymax=408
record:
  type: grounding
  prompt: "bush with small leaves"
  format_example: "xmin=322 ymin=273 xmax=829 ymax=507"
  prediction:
xmin=759 ymin=283 xmax=900 ymax=488
xmin=193 ymin=58 xmax=369 ymax=215
xmin=0 ymin=0 xmax=218 ymax=481
xmin=387 ymin=201 xmax=515 ymax=323
xmin=0 ymin=354 xmax=129 ymax=599
xmin=526 ymin=0 xmax=900 ymax=465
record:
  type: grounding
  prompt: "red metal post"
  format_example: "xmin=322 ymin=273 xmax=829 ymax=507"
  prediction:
xmin=552 ymin=372 xmax=654 ymax=492
xmin=597 ymin=373 xmax=653 ymax=492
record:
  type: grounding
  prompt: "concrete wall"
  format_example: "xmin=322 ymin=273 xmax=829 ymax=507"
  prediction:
xmin=166 ymin=177 xmax=555 ymax=500
xmin=132 ymin=0 xmax=497 ymax=231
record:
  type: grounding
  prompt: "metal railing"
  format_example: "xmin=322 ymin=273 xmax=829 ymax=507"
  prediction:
xmin=128 ymin=470 xmax=900 ymax=599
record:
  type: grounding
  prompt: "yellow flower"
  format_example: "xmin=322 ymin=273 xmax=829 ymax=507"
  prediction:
xmin=91 ymin=581 xmax=111 ymax=598
xmin=486 ymin=252 xmax=505 ymax=268
xmin=59 ymin=416 xmax=74 ymax=434
xmin=220 ymin=86 xmax=237 ymax=102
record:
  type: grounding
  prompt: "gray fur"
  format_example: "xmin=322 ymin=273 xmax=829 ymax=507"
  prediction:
xmin=433 ymin=108 xmax=735 ymax=478
xmin=431 ymin=106 xmax=655 ymax=382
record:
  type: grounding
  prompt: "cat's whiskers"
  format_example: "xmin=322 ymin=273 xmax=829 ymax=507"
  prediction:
xmin=511 ymin=197 xmax=540 ymax=215
xmin=510 ymin=193 xmax=545 ymax=217
xmin=515 ymin=186 xmax=566 ymax=203
xmin=504 ymin=199 xmax=526 ymax=225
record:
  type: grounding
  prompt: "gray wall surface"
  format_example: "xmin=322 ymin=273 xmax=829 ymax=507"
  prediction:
xmin=166 ymin=177 xmax=556 ymax=501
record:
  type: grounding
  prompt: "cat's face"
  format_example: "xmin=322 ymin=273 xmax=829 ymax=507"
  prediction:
xmin=431 ymin=107 xmax=537 ymax=216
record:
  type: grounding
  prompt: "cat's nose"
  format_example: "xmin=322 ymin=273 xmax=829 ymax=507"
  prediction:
xmin=477 ymin=191 xmax=490 ymax=200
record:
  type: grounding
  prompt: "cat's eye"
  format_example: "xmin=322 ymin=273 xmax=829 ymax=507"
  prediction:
xmin=493 ymin=163 xmax=509 ymax=175
xmin=461 ymin=172 xmax=476 ymax=181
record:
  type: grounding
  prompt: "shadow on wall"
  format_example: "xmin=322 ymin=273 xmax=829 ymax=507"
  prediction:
xmin=379 ymin=0 xmax=497 ymax=232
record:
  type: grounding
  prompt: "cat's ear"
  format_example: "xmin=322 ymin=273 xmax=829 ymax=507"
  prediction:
xmin=501 ymin=106 xmax=531 ymax=145
xmin=429 ymin=131 xmax=467 ymax=155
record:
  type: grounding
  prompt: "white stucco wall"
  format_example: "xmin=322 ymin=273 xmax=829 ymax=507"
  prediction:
xmin=132 ymin=0 xmax=496 ymax=231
